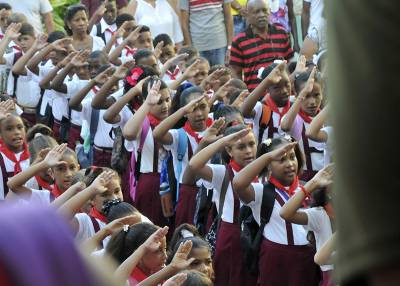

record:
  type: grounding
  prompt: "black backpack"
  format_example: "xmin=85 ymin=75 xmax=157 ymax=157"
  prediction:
xmin=239 ymin=182 xmax=276 ymax=276
xmin=110 ymin=126 xmax=131 ymax=174
xmin=95 ymin=22 xmax=107 ymax=44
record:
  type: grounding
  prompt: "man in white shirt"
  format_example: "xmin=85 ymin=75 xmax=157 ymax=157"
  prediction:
xmin=301 ymin=0 xmax=324 ymax=39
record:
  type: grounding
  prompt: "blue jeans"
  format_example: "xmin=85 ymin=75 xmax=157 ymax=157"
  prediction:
xmin=233 ymin=15 xmax=247 ymax=36
xmin=199 ymin=47 xmax=227 ymax=66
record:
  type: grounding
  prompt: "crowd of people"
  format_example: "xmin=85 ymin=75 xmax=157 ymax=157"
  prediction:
xmin=0 ymin=0 xmax=333 ymax=285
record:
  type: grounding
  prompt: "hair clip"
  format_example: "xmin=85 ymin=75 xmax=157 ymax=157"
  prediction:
xmin=102 ymin=198 xmax=122 ymax=215
xmin=263 ymin=138 xmax=272 ymax=146
xmin=123 ymin=225 xmax=129 ymax=233
xmin=125 ymin=67 xmax=144 ymax=86
xmin=180 ymin=229 xmax=194 ymax=238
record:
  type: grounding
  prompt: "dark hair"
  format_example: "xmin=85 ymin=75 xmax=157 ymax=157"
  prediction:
xmin=177 ymin=46 xmax=199 ymax=62
xmin=228 ymin=89 xmax=242 ymax=105
xmin=88 ymin=50 xmax=108 ymax=63
xmin=47 ymin=31 xmax=65 ymax=43
xmin=179 ymin=86 xmax=204 ymax=108
xmin=311 ymin=188 xmax=329 ymax=207
xmin=139 ymin=25 xmax=150 ymax=33
xmin=168 ymin=236 xmax=210 ymax=264
xmin=133 ymin=48 xmax=154 ymax=64
xmin=153 ymin=33 xmax=173 ymax=48
xmin=115 ymin=13 xmax=134 ymax=28
xmin=221 ymin=124 xmax=249 ymax=163
xmin=169 ymin=223 xmax=201 ymax=254
xmin=95 ymin=63 xmax=112 ymax=76
xmin=185 ymin=56 xmax=209 ymax=69
xmin=213 ymin=105 xmax=242 ymax=121
xmin=71 ymin=169 xmax=85 ymax=185
xmin=170 ymin=82 xmax=193 ymax=115
xmin=82 ymin=167 xmax=119 ymax=187
xmin=142 ymin=76 xmax=168 ymax=99
xmin=260 ymin=63 xmax=278 ymax=80
xmin=19 ymin=22 xmax=35 ymax=37
xmin=256 ymin=136 xmax=304 ymax=177
xmin=182 ymin=270 xmax=213 ymax=286
xmin=64 ymin=4 xmax=88 ymax=36
xmin=103 ymin=200 xmax=138 ymax=222
xmin=123 ymin=64 xmax=158 ymax=94
xmin=26 ymin=124 xmax=57 ymax=163
xmin=0 ymin=3 xmax=12 ymax=10
xmin=106 ymin=222 xmax=158 ymax=264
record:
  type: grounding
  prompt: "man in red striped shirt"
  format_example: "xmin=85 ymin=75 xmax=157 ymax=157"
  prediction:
xmin=229 ymin=0 xmax=294 ymax=91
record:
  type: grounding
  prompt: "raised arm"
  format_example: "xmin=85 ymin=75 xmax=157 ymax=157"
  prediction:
xmin=305 ymin=104 xmax=329 ymax=142
xmin=314 ymin=232 xmax=336 ymax=266
xmin=0 ymin=23 xmax=21 ymax=65
xmin=108 ymin=26 xmax=140 ymax=66
xmin=160 ymin=53 xmax=188 ymax=79
xmin=51 ymin=182 xmax=86 ymax=209
xmin=281 ymin=67 xmax=316 ymax=131
xmin=240 ymin=62 xmax=286 ymax=118
xmin=88 ymin=3 xmax=105 ymax=32
xmin=167 ymin=58 xmax=200 ymax=91
xmin=39 ymin=52 xmax=76 ymax=89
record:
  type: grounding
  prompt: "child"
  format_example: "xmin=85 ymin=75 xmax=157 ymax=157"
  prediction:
xmin=241 ymin=62 xmax=291 ymax=144
xmin=0 ymin=22 xmax=40 ymax=126
xmin=185 ymin=57 xmax=210 ymax=87
xmin=90 ymin=0 xmax=117 ymax=45
xmin=153 ymin=34 xmax=181 ymax=83
xmin=122 ymin=77 xmax=171 ymax=227
xmin=181 ymin=271 xmax=212 ymax=286
xmin=0 ymin=113 xmax=29 ymax=200
xmin=232 ymin=136 xmax=321 ymax=286
xmin=0 ymin=4 xmax=12 ymax=39
xmin=187 ymin=125 xmax=257 ymax=286
xmin=280 ymin=68 xmax=325 ymax=181
xmin=280 ymin=164 xmax=334 ymax=286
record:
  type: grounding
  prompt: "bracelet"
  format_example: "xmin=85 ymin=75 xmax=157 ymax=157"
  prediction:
xmin=300 ymin=185 xmax=311 ymax=198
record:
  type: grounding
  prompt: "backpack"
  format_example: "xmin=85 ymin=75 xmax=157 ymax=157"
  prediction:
xmin=11 ymin=52 xmax=23 ymax=98
xmin=128 ymin=117 xmax=150 ymax=201
xmin=239 ymin=182 xmax=276 ymax=276
xmin=95 ymin=22 xmax=107 ymax=44
xmin=59 ymin=104 xmax=72 ymax=143
xmin=258 ymin=103 xmax=272 ymax=144
xmin=77 ymin=108 xmax=100 ymax=168
xmin=205 ymin=167 xmax=232 ymax=256
xmin=175 ymin=128 xmax=189 ymax=201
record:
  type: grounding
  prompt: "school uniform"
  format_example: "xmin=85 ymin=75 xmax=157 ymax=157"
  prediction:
xmin=129 ymin=267 xmax=149 ymax=286
xmin=0 ymin=42 xmax=22 ymax=95
xmin=90 ymin=18 xmax=117 ymax=45
xmin=161 ymin=65 xmax=181 ymax=86
xmin=119 ymin=46 xmax=137 ymax=64
xmin=248 ymin=182 xmax=321 ymax=286
xmin=75 ymin=212 xmax=107 ymax=243
xmin=0 ymin=147 xmax=30 ymax=200
xmin=207 ymin=163 xmax=257 ymax=286
xmin=282 ymin=112 xmax=325 ymax=181
xmin=321 ymin=126 xmax=333 ymax=166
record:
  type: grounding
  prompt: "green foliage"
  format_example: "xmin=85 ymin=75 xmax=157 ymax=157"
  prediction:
xmin=50 ymin=0 xmax=80 ymax=32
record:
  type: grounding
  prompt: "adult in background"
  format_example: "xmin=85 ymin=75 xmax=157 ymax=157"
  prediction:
xmin=229 ymin=0 xmax=293 ymax=91
xmin=301 ymin=0 xmax=324 ymax=40
xmin=81 ymin=0 xmax=128 ymax=18
xmin=2 ymin=0 xmax=54 ymax=34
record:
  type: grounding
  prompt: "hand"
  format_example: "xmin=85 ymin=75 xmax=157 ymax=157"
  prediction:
xmin=163 ymin=273 xmax=188 ymax=286
xmin=170 ymin=240 xmax=195 ymax=271
xmin=0 ymin=100 xmax=16 ymax=120
xmin=113 ymin=60 xmax=136 ymax=80
xmin=200 ymin=117 xmax=225 ymax=146
xmin=51 ymin=38 xmax=73 ymax=52
xmin=90 ymin=170 xmax=115 ymax=194
xmin=182 ymin=95 xmax=207 ymax=114
xmin=126 ymin=26 xmax=141 ymax=44
xmin=5 ymin=22 xmax=21 ymax=40
xmin=145 ymin=80 xmax=162 ymax=106
xmin=65 ymin=181 xmax=86 ymax=194
xmin=298 ymin=66 xmax=316 ymax=99
xmin=200 ymin=68 xmax=226 ymax=90
xmin=94 ymin=2 xmax=107 ymax=18
xmin=182 ymin=59 xmax=201 ymax=78
xmin=213 ymin=81 xmax=230 ymax=102
xmin=115 ymin=21 xmax=129 ymax=39
xmin=142 ymin=226 xmax=169 ymax=253
xmin=310 ymin=164 xmax=334 ymax=190
xmin=71 ymin=49 xmax=90 ymax=67
xmin=57 ymin=51 xmax=77 ymax=68
xmin=294 ymin=55 xmax=307 ymax=74
xmin=265 ymin=61 xmax=287 ymax=85
xmin=104 ymin=214 xmax=142 ymax=236
xmin=94 ymin=66 xmax=115 ymax=85
xmin=266 ymin=142 xmax=297 ymax=161
xmin=224 ymin=128 xmax=251 ymax=146
xmin=154 ymin=40 xmax=164 ymax=59
xmin=33 ymin=34 xmax=48 ymax=50
xmin=43 ymin=143 xmax=68 ymax=167
xmin=231 ymin=90 xmax=249 ymax=108
xmin=165 ymin=53 xmax=188 ymax=68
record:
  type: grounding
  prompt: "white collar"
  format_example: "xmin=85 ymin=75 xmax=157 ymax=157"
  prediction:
xmin=99 ymin=18 xmax=117 ymax=34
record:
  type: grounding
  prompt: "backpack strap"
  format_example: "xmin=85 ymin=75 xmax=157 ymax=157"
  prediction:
xmin=176 ymin=128 xmax=188 ymax=202
xmin=89 ymin=215 xmax=104 ymax=249
xmin=133 ymin=117 xmax=151 ymax=179
xmin=216 ymin=165 xmax=234 ymax=227
xmin=301 ymin=123 xmax=323 ymax=173
xmin=11 ymin=52 xmax=23 ymax=98
xmin=259 ymin=182 xmax=276 ymax=229
xmin=275 ymin=192 xmax=294 ymax=245
xmin=258 ymin=103 xmax=272 ymax=143
xmin=0 ymin=154 xmax=10 ymax=198
xmin=90 ymin=108 xmax=100 ymax=145
xmin=96 ymin=22 xmax=106 ymax=44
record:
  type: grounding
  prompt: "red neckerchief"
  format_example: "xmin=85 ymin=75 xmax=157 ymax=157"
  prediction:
xmin=92 ymin=85 xmax=99 ymax=94
xmin=130 ymin=267 xmax=149 ymax=284
xmin=229 ymin=159 xmax=258 ymax=182
xmin=299 ymin=109 xmax=319 ymax=124
xmin=0 ymin=142 xmax=29 ymax=175
xmin=166 ymin=66 xmax=180 ymax=80
xmin=35 ymin=175 xmax=52 ymax=191
xmin=12 ymin=45 xmax=21 ymax=52
xmin=51 ymin=183 xmax=63 ymax=198
xmin=265 ymin=95 xmax=290 ymax=124
xmin=125 ymin=46 xmax=137 ymax=57
xmin=147 ymin=113 xmax=161 ymax=127
xmin=89 ymin=207 xmax=108 ymax=223
xmin=183 ymin=118 xmax=213 ymax=144
xmin=105 ymin=27 xmax=116 ymax=35
xmin=269 ymin=175 xmax=300 ymax=197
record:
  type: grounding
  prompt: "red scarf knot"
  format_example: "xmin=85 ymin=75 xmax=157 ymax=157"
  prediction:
xmin=35 ymin=175 xmax=52 ymax=191
xmin=269 ymin=175 xmax=300 ymax=197
xmin=147 ymin=113 xmax=161 ymax=127
xmin=183 ymin=118 xmax=213 ymax=144
xmin=0 ymin=142 xmax=29 ymax=175
xmin=299 ymin=109 xmax=319 ymax=124
xmin=264 ymin=95 xmax=290 ymax=124
xmin=166 ymin=66 xmax=180 ymax=80
xmin=125 ymin=46 xmax=137 ymax=57
xmin=89 ymin=207 xmax=108 ymax=223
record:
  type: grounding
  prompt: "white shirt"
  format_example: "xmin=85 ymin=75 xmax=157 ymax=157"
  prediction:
xmin=0 ymin=152 xmax=30 ymax=200
xmin=91 ymin=35 xmax=106 ymax=51
xmin=253 ymin=101 xmax=286 ymax=143
xmin=65 ymin=78 xmax=91 ymax=126
xmin=248 ymin=183 xmax=309 ymax=245
xmin=75 ymin=213 xmax=107 ymax=243
xmin=2 ymin=0 xmax=53 ymax=33
xmin=135 ymin=0 xmax=183 ymax=43
xmin=90 ymin=18 xmax=117 ymax=45
xmin=304 ymin=0 xmax=325 ymax=35
xmin=304 ymin=207 xmax=334 ymax=271
xmin=321 ymin=126 xmax=333 ymax=166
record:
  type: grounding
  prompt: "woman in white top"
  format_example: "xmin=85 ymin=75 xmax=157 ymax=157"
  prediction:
xmin=128 ymin=0 xmax=183 ymax=46
xmin=64 ymin=4 xmax=105 ymax=52
xmin=232 ymin=136 xmax=322 ymax=286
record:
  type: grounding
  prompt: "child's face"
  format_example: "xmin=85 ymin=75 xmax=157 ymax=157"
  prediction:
xmin=186 ymin=94 xmax=210 ymax=132
xmin=69 ymin=10 xmax=89 ymax=35
xmin=141 ymin=236 xmax=167 ymax=272
xmin=0 ymin=115 xmax=25 ymax=152
xmin=138 ymin=55 xmax=160 ymax=75
xmin=300 ymin=82 xmax=322 ymax=116
xmin=74 ymin=63 xmax=90 ymax=80
xmin=91 ymin=177 xmax=123 ymax=213
xmin=188 ymin=247 xmax=214 ymax=280
xmin=268 ymin=72 xmax=291 ymax=107
xmin=37 ymin=167 xmax=54 ymax=184
xmin=103 ymin=2 xmax=117 ymax=25
xmin=188 ymin=62 xmax=209 ymax=86
xmin=269 ymin=144 xmax=298 ymax=186
xmin=0 ymin=9 xmax=11 ymax=32
xmin=149 ymin=88 xmax=171 ymax=120
xmin=17 ymin=35 xmax=35 ymax=53
xmin=212 ymin=73 xmax=231 ymax=92
xmin=49 ymin=50 xmax=67 ymax=66
xmin=136 ymin=32 xmax=153 ymax=50
xmin=159 ymin=44 xmax=176 ymax=65
xmin=52 ymin=155 xmax=80 ymax=191
xmin=227 ymin=132 xmax=256 ymax=167
xmin=122 ymin=21 xmax=136 ymax=39
xmin=88 ymin=57 xmax=107 ymax=79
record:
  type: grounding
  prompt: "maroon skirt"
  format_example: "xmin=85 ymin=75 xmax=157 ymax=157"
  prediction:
xmin=93 ymin=147 xmax=112 ymax=168
xmin=321 ymin=270 xmax=332 ymax=286
xmin=259 ymin=239 xmax=321 ymax=286
xmin=214 ymin=221 xmax=257 ymax=286
xmin=135 ymin=172 xmax=167 ymax=227
xmin=67 ymin=124 xmax=82 ymax=151
xmin=174 ymin=184 xmax=198 ymax=227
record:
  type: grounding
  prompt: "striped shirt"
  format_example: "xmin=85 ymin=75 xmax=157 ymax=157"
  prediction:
xmin=230 ymin=24 xmax=294 ymax=91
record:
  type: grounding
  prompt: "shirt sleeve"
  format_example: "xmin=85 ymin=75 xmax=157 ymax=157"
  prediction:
xmin=179 ymin=0 xmax=189 ymax=11
xmin=281 ymin=114 xmax=303 ymax=141
xmin=163 ymin=128 xmax=179 ymax=151
xmin=229 ymin=37 xmax=244 ymax=67
xmin=3 ymin=52 xmax=14 ymax=68
xmin=40 ymin=0 xmax=53 ymax=14
xmin=304 ymin=207 xmax=324 ymax=232
xmin=246 ymin=182 xmax=264 ymax=225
